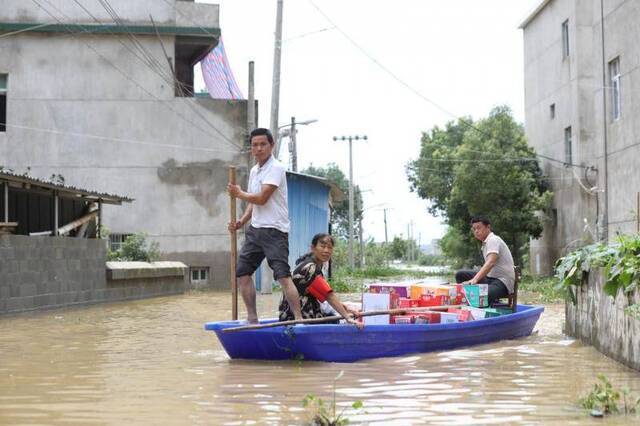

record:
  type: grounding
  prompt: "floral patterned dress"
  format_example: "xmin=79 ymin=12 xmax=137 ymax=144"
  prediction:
xmin=279 ymin=253 xmax=334 ymax=321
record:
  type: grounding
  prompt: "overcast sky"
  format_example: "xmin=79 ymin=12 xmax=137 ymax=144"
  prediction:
xmin=198 ymin=0 xmax=542 ymax=245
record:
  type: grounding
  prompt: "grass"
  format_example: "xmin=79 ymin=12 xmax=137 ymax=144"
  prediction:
xmin=518 ymin=275 xmax=565 ymax=304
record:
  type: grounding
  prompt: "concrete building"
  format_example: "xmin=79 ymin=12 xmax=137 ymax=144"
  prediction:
xmin=0 ymin=0 xmax=251 ymax=288
xmin=520 ymin=0 xmax=640 ymax=275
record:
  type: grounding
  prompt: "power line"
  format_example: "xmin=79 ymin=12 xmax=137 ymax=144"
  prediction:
xmin=29 ymin=0 xmax=242 ymax=151
xmin=306 ymin=0 xmax=592 ymax=170
xmin=91 ymin=0 xmax=240 ymax=146
xmin=1 ymin=122 xmax=244 ymax=154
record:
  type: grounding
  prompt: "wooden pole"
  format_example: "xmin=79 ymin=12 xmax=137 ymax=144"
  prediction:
xmin=53 ymin=191 xmax=59 ymax=236
xmin=222 ymin=305 xmax=462 ymax=333
xmin=3 ymin=181 xmax=8 ymax=222
xmin=229 ymin=166 xmax=238 ymax=320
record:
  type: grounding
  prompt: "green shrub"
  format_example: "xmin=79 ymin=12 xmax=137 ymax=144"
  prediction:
xmin=108 ymin=232 xmax=160 ymax=262
xmin=555 ymin=236 xmax=640 ymax=311
xmin=579 ymin=374 xmax=640 ymax=416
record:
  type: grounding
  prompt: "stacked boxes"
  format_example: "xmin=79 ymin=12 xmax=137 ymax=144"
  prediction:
xmin=363 ymin=281 xmax=510 ymax=325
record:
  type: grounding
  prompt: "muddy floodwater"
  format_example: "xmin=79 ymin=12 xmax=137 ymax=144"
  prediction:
xmin=1 ymin=290 xmax=639 ymax=425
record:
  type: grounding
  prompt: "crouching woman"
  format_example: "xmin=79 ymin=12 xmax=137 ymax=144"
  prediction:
xmin=279 ymin=233 xmax=362 ymax=328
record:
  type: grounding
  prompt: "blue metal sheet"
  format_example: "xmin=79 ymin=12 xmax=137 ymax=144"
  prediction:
xmin=255 ymin=173 xmax=330 ymax=291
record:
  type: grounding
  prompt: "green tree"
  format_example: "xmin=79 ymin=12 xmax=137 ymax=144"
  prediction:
xmin=407 ymin=106 xmax=552 ymax=267
xmin=388 ymin=236 xmax=407 ymax=260
xmin=301 ymin=163 xmax=363 ymax=240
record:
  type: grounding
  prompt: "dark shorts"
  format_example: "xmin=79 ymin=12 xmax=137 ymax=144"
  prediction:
xmin=236 ymin=226 xmax=291 ymax=280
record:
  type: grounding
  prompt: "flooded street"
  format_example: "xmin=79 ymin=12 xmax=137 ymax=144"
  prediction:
xmin=1 ymin=291 xmax=639 ymax=425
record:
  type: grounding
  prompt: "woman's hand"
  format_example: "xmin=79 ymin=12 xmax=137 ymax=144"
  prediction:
xmin=346 ymin=315 xmax=364 ymax=330
xmin=343 ymin=303 xmax=360 ymax=316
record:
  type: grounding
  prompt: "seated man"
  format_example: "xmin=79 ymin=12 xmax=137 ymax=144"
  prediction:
xmin=455 ymin=216 xmax=515 ymax=305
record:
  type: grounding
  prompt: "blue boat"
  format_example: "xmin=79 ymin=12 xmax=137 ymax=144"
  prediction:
xmin=204 ymin=304 xmax=544 ymax=363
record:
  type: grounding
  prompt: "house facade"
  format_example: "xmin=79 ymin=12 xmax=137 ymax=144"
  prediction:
xmin=521 ymin=0 xmax=640 ymax=275
xmin=0 ymin=0 xmax=251 ymax=288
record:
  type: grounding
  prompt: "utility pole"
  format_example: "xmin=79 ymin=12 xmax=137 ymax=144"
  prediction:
xmin=406 ymin=223 xmax=410 ymax=262
xmin=359 ymin=218 xmax=365 ymax=268
xmin=383 ymin=208 xmax=388 ymax=244
xmin=333 ymin=135 xmax=367 ymax=269
xmin=289 ymin=116 xmax=297 ymax=172
xmin=599 ymin=0 xmax=609 ymax=241
xmin=247 ymin=61 xmax=256 ymax=134
xmin=270 ymin=0 xmax=284 ymax=146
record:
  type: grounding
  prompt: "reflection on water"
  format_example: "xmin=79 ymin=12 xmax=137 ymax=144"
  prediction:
xmin=1 ymin=291 xmax=639 ymax=425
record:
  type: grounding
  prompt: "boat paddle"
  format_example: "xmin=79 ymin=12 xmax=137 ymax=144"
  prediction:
xmin=222 ymin=305 xmax=462 ymax=333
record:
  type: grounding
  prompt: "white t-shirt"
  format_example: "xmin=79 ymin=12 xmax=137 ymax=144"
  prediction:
xmin=482 ymin=232 xmax=515 ymax=293
xmin=248 ymin=155 xmax=290 ymax=233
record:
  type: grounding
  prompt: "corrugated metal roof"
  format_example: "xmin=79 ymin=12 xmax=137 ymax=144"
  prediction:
xmin=0 ymin=170 xmax=133 ymax=205
xmin=286 ymin=171 xmax=345 ymax=203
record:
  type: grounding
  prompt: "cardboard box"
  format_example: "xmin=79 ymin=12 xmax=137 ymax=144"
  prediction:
xmin=418 ymin=294 xmax=450 ymax=307
xmin=463 ymin=284 xmax=489 ymax=308
xmin=454 ymin=284 xmax=467 ymax=305
xmin=398 ymin=298 xmax=419 ymax=308
xmin=367 ymin=283 xmax=409 ymax=298
xmin=482 ymin=308 xmax=502 ymax=318
xmin=410 ymin=283 xmax=452 ymax=300
xmin=362 ymin=293 xmax=398 ymax=325
xmin=439 ymin=312 xmax=459 ymax=324
xmin=448 ymin=308 xmax=472 ymax=322
xmin=466 ymin=306 xmax=487 ymax=320
xmin=413 ymin=315 xmax=430 ymax=324
xmin=390 ymin=315 xmax=412 ymax=324
xmin=419 ymin=312 xmax=441 ymax=324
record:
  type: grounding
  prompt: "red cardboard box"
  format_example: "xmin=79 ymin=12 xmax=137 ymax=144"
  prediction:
xmin=398 ymin=298 xmax=419 ymax=308
xmin=419 ymin=312 xmax=441 ymax=324
xmin=454 ymin=284 xmax=467 ymax=305
xmin=390 ymin=315 xmax=412 ymax=324
xmin=418 ymin=294 xmax=450 ymax=307
xmin=448 ymin=308 xmax=472 ymax=322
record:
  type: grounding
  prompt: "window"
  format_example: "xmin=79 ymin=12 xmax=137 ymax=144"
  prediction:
xmin=109 ymin=233 xmax=131 ymax=252
xmin=190 ymin=267 xmax=209 ymax=284
xmin=564 ymin=126 xmax=572 ymax=165
xmin=609 ymin=57 xmax=621 ymax=121
xmin=0 ymin=74 xmax=7 ymax=132
xmin=550 ymin=103 xmax=555 ymax=119
xmin=562 ymin=20 xmax=570 ymax=58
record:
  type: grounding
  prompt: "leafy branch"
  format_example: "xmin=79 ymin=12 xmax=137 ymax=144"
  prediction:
xmin=555 ymin=235 xmax=640 ymax=315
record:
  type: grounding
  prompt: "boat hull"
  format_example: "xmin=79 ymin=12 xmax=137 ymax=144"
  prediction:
xmin=205 ymin=304 xmax=544 ymax=363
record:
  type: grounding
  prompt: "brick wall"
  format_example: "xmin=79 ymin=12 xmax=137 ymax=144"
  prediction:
xmin=0 ymin=235 xmax=186 ymax=315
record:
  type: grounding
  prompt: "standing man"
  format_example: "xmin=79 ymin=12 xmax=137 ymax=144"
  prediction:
xmin=455 ymin=216 xmax=515 ymax=304
xmin=227 ymin=128 xmax=303 ymax=323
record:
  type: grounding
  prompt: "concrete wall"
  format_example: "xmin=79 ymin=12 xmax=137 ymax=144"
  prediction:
xmin=0 ymin=1 xmax=250 ymax=289
xmin=522 ymin=0 xmax=640 ymax=275
xmin=0 ymin=235 xmax=187 ymax=315
xmin=0 ymin=0 xmax=213 ymax=26
xmin=565 ymin=269 xmax=640 ymax=371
